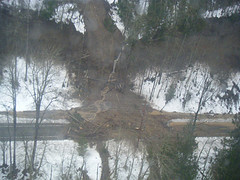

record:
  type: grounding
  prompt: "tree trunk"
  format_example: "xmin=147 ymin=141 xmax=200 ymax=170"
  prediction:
xmin=139 ymin=69 xmax=146 ymax=95
xmin=31 ymin=105 xmax=41 ymax=170
xmin=12 ymin=57 xmax=17 ymax=172
xmin=96 ymin=141 xmax=110 ymax=180
xmin=149 ymin=72 xmax=158 ymax=101
xmin=25 ymin=0 xmax=30 ymax=81
xmin=193 ymin=76 xmax=211 ymax=131
xmin=1 ymin=142 xmax=6 ymax=165
xmin=6 ymin=110 xmax=13 ymax=175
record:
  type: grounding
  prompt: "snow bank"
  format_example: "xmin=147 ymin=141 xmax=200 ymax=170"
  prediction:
xmin=133 ymin=63 xmax=240 ymax=114
xmin=0 ymin=57 xmax=81 ymax=111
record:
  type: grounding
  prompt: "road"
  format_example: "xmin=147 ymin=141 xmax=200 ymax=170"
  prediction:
xmin=0 ymin=123 xmax=68 ymax=141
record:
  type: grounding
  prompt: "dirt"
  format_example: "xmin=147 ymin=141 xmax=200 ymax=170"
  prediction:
xmin=66 ymin=85 xmax=236 ymax=140
xmin=169 ymin=122 xmax=235 ymax=137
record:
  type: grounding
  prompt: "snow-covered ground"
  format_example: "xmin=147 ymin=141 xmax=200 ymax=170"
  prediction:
xmin=203 ymin=4 xmax=240 ymax=18
xmin=0 ymin=138 xmax=151 ymax=180
xmin=0 ymin=140 xmax=101 ymax=180
xmin=0 ymin=57 xmax=81 ymax=112
xmin=105 ymin=0 xmax=240 ymax=37
xmin=2 ymin=0 xmax=44 ymax=11
xmin=195 ymin=137 xmax=226 ymax=179
xmin=105 ymin=0 xmax=125 ymax=35
xmin=107 ymin=139 xmax=149 ymax=180
xmin=133 ymin=63 xmax=240 ymax=114
xmin=0 ymin=137 xmax=227 ymax=180
xmin=51 ymin=3 xmax=86 ymax=34
xmin=3 ymin=0 xmax=239 ymax=36
xmin=1 ymin=0 xmax=86 ymax=34
xmin=105 ymin=0 xmax=148 ymax=37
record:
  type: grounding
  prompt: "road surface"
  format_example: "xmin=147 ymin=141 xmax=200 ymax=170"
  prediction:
xmin=0 ymin=123 xmax=68 ymax=141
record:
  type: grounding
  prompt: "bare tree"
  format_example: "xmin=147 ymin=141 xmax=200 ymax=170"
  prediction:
xmin=25 ymin=45 xmax=60 ymax=171
xmin=192 ymin=71 xmax=214 ymax=130
xmin=2 ymin=57 xmax=19 ymax=175
xmin=0 ymin=141 xmax=7 ymax=167
xmin=10 ymin=57 xmax=18 ymax=172
xmin=28 ymin=59 xmax=56 ymax=170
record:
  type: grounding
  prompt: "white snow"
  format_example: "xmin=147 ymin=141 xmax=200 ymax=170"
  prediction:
xmin=1 ymin=1 xmax=85 ymax=34
xmin=0 ymin=57 xmax=81 ymax=112
xmin=51 ymin=3 xmax=86 ymax=34
xmin=195 ymin=137 xmax=226 ymax=179
xmin=105 ymin=0 xmax=147 ymax=38
xmin=0 ymin=140 xmax=101 ymax=180
xmin=107 ymin=139 xmax=149 ymax=180
xmin=0 ymin=137 xmax=230 ymax=180
xmin=133 ymin=63 xmax=240 ymax=114
xmin=136 ymin=0 xmax=149 ymax=15
xmin=106 ymin=0 xmax=116 ymax=4
xmin=84 ymin=147 xmax=102 ymax=180
xmin=105 ymin=0 xmax=126 ymax=36
xmin=108 ymin=4 xmax=125 ymax=35
xmin=203 ymin=4 xmax=240 ymax=18
xmin=2 ymin=0 xmax=44 ymax=11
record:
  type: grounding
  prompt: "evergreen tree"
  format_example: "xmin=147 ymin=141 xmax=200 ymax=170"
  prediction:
xmin=210 ymin=112 xmax=240 ymax=180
